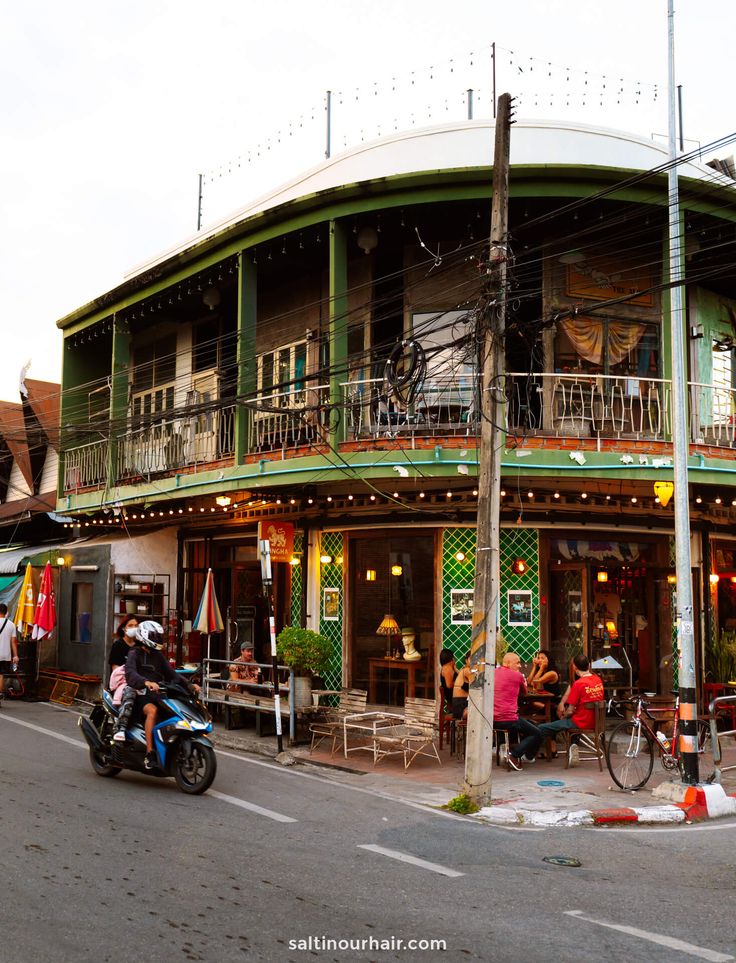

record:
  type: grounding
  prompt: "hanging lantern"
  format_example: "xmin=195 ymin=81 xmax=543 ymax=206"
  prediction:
xmin=654 ymin=481 xmax=674 ymax=508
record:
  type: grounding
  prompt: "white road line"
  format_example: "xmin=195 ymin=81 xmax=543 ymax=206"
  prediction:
xmin=565 ymin=910 xmax=734 ymax=962
xmin=358 ymin=844 xmax=464 ymax=878
xmin=0 ymin=712 xmax=87 ymax=748
xmin=0 ymin=712 xmax=297 ymax=823
xmin=208 ymin=790 xmax=297 ymax=823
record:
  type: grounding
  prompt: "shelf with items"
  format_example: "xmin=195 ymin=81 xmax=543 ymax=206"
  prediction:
xmin=114 ymin=574 xmax=170 ymax=623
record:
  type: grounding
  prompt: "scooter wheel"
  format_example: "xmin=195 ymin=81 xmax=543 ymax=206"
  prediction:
xmin=173 ymin=743 xmax=216 ymax=795
xmin=89 ymin=748 xmax=122 ymax=778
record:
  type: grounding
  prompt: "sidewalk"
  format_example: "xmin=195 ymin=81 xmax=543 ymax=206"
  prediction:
xmin=210 ymin=720 xmax=736 ymax=827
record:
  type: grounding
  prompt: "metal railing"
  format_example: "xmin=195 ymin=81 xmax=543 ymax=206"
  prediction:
xmin=707 ymin=694 xmax=736 ymax=784
xmin=202 ymin=657 xmax=295 ymax=743
xmin=251 ymin=384 xmax=330 ymax=454
xmin=343 ymin=376 xmax=477 ymax=440
xmin=507 ymin=372 xmax=672 ymax=442
xmin=62 ymin=405 xmax=236 ymax=491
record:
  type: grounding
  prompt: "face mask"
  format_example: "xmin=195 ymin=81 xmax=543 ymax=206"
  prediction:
xmin=125 ymin=628 xmax=137 ymax=639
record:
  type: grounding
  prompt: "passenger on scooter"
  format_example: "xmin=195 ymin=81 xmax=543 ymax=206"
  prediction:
xmin=125 ymin=621 xmax=201 ymax=771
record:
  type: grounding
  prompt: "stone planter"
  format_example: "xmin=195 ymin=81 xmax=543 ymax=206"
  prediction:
xmin=292 ymin=674 xmax=313 ymax=708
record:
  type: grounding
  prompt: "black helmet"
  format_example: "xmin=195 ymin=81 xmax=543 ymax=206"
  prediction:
xmin=135 ymin=620 xmax=165 ymax=651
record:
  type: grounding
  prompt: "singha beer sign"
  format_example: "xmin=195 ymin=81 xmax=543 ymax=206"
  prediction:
xmin=257 ymin=520 xmax=295 ymax=563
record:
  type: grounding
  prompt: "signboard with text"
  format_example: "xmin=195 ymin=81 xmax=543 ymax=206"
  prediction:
xmin=257 ymin=520 xmax=295 ymax=563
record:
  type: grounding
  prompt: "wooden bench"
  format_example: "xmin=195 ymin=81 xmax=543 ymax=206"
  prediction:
xmin=372 ymin=697 xmax=442 ymax=769
xmin=205 ymin=685 xmax=290 ymax=737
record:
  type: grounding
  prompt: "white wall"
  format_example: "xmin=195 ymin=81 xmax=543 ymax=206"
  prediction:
xmin=109 ymin=528 xmax=179 ymax=606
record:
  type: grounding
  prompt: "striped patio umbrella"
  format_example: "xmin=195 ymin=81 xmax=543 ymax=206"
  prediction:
xmin=193 ymin=568 xmax=224 ymax=665
xmin=13 ymin=562 xmax=36 ymax=638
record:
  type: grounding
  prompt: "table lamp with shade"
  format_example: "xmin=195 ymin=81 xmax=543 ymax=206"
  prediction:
xmin=376 ymin=614 xmax=401 ymax=657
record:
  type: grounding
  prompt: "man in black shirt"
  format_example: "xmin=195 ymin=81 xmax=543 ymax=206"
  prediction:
xmin=125 ymin=621 xmax=200 ymax=770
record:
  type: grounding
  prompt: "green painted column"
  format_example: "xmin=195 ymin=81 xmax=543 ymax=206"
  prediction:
xmin=108 ymin=316 xmax=131 ymax=488
xmin=236 ymin=253 xmax=257 ymax=463
xmin=58 ymin=337 xmax=89 ymax=501
xmin=329 ymin=219 xmax=348 ymax=445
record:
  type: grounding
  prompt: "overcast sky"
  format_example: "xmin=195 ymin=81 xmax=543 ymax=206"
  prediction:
xmin=2 ymin=0 xmax=733 ymax=401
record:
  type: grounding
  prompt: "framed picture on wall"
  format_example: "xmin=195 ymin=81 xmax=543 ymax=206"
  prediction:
xmin=450 ymin=589 xmax=474 ymax=625
xmin=323 ymin=588 xmax=340 ymax=621
xmin=507 ymin=589 xmax=533 ymax=627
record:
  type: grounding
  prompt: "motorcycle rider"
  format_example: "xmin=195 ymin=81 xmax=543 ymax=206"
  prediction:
xmin=125 ymin=621 xmax=201 ymax=771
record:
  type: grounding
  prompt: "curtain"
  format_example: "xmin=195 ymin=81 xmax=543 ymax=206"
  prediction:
xmin=561 ymin=317 xmax=647 ymax=366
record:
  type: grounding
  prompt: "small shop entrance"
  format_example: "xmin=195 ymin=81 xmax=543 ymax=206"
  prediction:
xmin=348 ymin=531 xmax=436 ymax=706
xmin=546 ymin=534 xmax=673 ymax=694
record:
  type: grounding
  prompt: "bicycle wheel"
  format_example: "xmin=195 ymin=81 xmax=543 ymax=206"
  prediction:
xmin=605 ymin=721 xmax=654 ymax=791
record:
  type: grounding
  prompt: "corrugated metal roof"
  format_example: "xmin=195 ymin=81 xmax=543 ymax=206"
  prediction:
xmin=0 ymin=544 xmax=64 ymax=574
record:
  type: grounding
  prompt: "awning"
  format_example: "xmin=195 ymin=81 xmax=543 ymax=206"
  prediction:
xmin=0 ymin=544 xmax=65 ymax=574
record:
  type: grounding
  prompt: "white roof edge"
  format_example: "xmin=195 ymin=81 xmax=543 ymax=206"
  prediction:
xmin=120 ymin=118 xmax=731 ymax=284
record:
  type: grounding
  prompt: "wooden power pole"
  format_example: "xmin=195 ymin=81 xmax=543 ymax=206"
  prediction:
xmin=463 ymin=93 xmax=512 ymax=806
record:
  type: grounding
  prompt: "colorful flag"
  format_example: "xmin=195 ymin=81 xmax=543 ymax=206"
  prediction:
xmin=32 ymin=561 xmax=56 ymax=640
xmin=13 ymin=561 xmax=36 ymax=637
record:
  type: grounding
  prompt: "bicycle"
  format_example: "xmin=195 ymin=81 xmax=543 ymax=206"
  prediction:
xmin=605 ymin=693 xmax=715 ymax=791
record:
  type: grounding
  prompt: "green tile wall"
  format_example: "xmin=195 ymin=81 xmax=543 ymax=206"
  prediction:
xmin=441 ymin=527 xmax=540 ymax=665
xmin=289 ymin=530 xmax=304 ymax=627
xmin=318 ymin=531 xmax=344 ymax=691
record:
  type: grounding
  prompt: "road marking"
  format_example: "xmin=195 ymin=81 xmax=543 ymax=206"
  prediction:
xmin=208 ymin=790 xmax=297 ymax=823
xmin=565 ymin=910 xmax=734 ymax=962
xmin=0 ymin=712 xmax=87 ymax=748
xmin=590 ymin=820 xmax=736 ymax=834
xmin=358 ymin=844 xmax=464 ymax=878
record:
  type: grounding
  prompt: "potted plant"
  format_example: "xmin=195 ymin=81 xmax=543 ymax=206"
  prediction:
xmin=276 ymin=626 xmax=333 ymax=707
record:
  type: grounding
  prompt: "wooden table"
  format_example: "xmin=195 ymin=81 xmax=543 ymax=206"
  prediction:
xmin=520 ymin=690 xmax=557 ymax=724
xmin=368 ymin=657 xmax=428 ymax=705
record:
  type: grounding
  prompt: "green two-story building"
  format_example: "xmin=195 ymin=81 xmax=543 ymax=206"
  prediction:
xmin=56 ymin=119 xmax=736 ymax=703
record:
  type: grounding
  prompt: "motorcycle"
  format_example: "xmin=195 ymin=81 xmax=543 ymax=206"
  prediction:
xmin=78 ymin=679 xmax=217 ymax=795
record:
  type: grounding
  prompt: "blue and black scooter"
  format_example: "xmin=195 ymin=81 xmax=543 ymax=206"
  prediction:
xmin=79 ymin=678 xmax=217 ymax=795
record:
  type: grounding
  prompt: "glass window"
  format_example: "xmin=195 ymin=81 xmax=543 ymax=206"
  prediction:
xmin=71 ymin=582 xmax=93 ymax=644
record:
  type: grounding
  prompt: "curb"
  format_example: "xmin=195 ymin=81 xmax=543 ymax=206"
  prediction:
xmin=476 ymin=784 xmax=736 ymax=827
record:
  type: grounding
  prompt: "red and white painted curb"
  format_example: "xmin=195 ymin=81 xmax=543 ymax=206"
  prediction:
xmin=477 ymin=784 xmax=736 ymax=827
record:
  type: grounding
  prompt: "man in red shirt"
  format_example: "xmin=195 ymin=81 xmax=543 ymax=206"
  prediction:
xmin=536 ymin=653 xmax=604 ymax=763
xmin=494 ymin=652 xmax=544 ymax=771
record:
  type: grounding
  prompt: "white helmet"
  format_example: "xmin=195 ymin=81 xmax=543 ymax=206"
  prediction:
xmin=135 ymin=620 xmax=165 ymax=651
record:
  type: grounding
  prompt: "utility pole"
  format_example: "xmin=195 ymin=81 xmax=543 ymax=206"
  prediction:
xmin=464 ymin=92 xmax=512 ymax=806
xmin=667 ymin=0 xmax=699 ymax=784
xmin=259 ymin=539 xmax=284 ymax=754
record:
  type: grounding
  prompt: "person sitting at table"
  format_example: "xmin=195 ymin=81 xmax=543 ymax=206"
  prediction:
xmin=227 ymin=643 xmax=259 ymax=692
xmin=452 ymin=653 xmax=474 ymax=721
xmin=535 ymin=654 xmax=605 ymax=761
xmin=494 ymin=652 xmax=543 ymax=771
xmin=526 ymin=649 xmax=560 ymax=713
xmin=439 ymin=648 xmax=457 ymax=708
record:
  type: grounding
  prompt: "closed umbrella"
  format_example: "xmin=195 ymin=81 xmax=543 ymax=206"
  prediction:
xmin=32 ymin=561 xmax=56 ymax=640
xmin=193 ymin=568 xmax=224 ymax=666
xmin=13 ymin=562 xmax=36 ymax=638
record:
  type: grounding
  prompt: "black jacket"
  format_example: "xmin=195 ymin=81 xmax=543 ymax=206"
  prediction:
xmin=125 ymin=645 xmax=185 ymax=690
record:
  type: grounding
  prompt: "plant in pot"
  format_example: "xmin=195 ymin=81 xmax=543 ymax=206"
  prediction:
xmin=276 ymin=626 xmax=333 ymax=707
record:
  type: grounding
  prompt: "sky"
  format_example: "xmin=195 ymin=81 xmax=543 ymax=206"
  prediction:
xmin=2 ymin=0 xmax=734 ymax=401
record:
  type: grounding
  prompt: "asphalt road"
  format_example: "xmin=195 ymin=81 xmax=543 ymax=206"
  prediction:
xmin=1 ymin=701 xmax=734 ymax=963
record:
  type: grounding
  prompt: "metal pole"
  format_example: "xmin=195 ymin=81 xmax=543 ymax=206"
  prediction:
xmin=463 ymin=92 xmax=512 ymax=806
xmin=467 ymin=88 xmax=474 ymax=120
xmin=197 ymin=173 xmax=203 ymax=232
xmin=667 ymin=0 xmax=699 ymax=784
xmin=259 ymin=539 xmax=284 ymax=753
xmin=677 ymin=84 xmax=684 ymax=152
xmin=325 ymin=90 xmax=332 ymax=159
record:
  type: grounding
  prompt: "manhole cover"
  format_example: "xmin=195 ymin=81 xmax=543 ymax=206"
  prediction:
xmin=537 ymin=779 xmax=565 ymax=787
xmin=543 ymin=856 xmax=582 ymax=867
